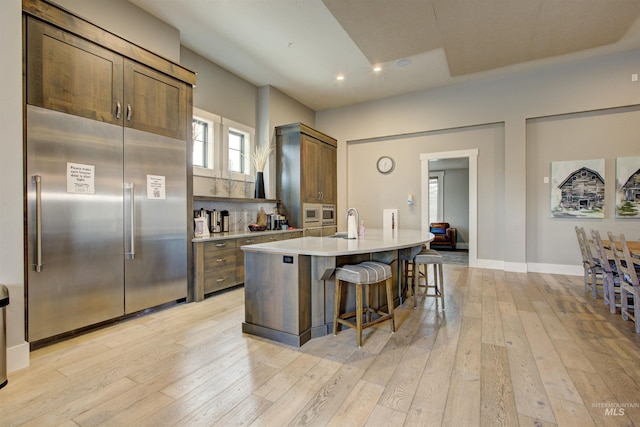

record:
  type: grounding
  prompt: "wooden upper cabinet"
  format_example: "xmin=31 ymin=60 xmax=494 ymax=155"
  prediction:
xmin=300 ymin=134 xmax=336 ymax=204
xmin=301 ymin=135 xmax=322 ymax=203
xmin=26 ymin=18 xmax=123 ymax=125
xmin=26 ymin=17 xmax=189 ymax=140
xmin=123 ymin=60 xmax=187 ymax=140
xmin=318 ymin=141 xmax=336 ymax=204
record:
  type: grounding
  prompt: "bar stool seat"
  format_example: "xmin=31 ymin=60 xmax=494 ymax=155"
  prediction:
xmin=413 ymin=248 xmax=445 ymax=310
xmin=333 ymin=261 xmax=395 ymax=347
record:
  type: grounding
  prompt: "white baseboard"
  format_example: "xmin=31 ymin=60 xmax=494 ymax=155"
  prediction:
xmin=8 ymin=341 xmax=30 ymax=373
xmin=527 ymin=263 xmax=582 ymax=276
xmin=474 ymin=259 xmax=582 ymax=276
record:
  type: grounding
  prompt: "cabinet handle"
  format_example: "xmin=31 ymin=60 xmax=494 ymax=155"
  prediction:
xmin=245 ymin=239 xmax=255 ymax=243
xmin=320 ymin=191 xmax=324 ymax=200
xmin=216 ymin=258 xmax=225 ymax=262
xmin=33 ymin=175 xmax=43 ymax=272
xmin=116 ymin=101 xmax=121 ymax=119
xmin=126 ymin=104 xmax=132 ymax=121
xmin=216 ymin=277 xmax=227 ymax=282
xmin=215 ymin=243 xmax=226 ymax=247
xmin=125 ymin=182 xmax=135 ymax=259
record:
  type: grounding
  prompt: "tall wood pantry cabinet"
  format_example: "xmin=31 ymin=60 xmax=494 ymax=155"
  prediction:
xmin=276 ymin=123 xmax=337 ymax=228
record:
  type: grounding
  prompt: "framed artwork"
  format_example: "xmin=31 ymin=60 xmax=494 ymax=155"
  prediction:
xmin=616 ymin=156 xmax=640 ymax=218
xmin=550 ymin=159 xmax=605 ymax=218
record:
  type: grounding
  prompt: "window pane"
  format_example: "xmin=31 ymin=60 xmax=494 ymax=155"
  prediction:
xmin=192 ymin=119 xmax=208 ymax=168
xmin=429 ymin=177 xmax=439 ymax=222
xmin=228 ymin=130 xmax=245 ymax=173
xmin=228 ymin=149 xmax=241 ymax=172
xmin=229 ymin=132 xmax=242 ymax=150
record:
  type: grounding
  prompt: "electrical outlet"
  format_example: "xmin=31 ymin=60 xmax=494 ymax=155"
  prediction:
xmin=632 ymin=73 xmax=638 ymax=82
xmin=543 ymin=176 xmax=549 ymax=184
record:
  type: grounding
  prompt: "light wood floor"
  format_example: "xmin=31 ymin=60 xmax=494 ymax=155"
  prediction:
xmin=3 ymin=265 xmax=640 ymax=426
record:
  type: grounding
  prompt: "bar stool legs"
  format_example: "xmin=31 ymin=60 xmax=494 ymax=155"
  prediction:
xmin=413 ymin=249 xmax=445 ymax=310
xmin=333 ymin=261 xmax=395 ymax=347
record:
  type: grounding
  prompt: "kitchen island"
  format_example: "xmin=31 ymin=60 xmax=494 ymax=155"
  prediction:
xmin=241 ymin=229 xmax=434 ymax=346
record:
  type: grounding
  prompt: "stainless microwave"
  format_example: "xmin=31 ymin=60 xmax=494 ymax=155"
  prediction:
xmin=303 ymin=203 xmax=336 ymax=227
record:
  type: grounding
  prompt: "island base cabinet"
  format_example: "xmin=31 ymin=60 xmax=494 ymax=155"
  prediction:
xmin=242 ymin=252 xmax=311 ymax=347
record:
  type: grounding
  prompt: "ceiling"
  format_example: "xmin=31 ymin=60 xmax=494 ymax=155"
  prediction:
xmin=128 ymin=0 xmax=640 ymax=111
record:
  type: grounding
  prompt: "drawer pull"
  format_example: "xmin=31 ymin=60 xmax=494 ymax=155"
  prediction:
xmin=215 ymin=243 xmax=227 ymax=247
xmin=216 ymin=277 xmax=227 ymax=282
xmin=245 ymin=239 xmax=255 ymax=243
xmin=216 ymin=258 xmax=225 ymax=262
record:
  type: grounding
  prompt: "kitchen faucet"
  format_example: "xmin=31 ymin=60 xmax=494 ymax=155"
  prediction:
xmin=346 ymin=207 xmax=359 ymax=224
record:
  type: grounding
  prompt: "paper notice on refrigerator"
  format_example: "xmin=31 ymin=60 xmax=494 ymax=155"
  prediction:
xmin=67 ymin=162 xmax=95 ymax=194
xmin=147 ymin=175 xmax=166 ymax=200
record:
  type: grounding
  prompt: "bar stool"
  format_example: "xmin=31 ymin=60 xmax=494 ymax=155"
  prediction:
xmin=398 ymin=245 xmax=424 ymax=303
xmin=413 ymin=248 xmax=445 ymax=310
xmin=333 ymin=261 xmax=395 ymax=347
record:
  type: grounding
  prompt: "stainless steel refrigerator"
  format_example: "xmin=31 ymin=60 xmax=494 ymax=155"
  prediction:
xmin=26 ymin=105 xmax=187 ymax=342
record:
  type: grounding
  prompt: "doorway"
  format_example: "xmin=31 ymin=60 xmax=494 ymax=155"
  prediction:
xmin=420 ymin=149 xmax=478 ymax=267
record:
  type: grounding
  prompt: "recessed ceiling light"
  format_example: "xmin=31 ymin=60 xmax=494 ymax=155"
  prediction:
xmin=395 ymin=58 xmax=412 ymax=67
xmin=373 ymin=65 xmax=382 ymax=72
xmin=336 ymin=75 xmax=345 ymax=81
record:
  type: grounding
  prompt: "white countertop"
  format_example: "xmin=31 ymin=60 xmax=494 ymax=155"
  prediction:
xmin=191 ymin=228 xmax=302 ymax=243
xmin=241 ymin=229 xmax=434 ymax=256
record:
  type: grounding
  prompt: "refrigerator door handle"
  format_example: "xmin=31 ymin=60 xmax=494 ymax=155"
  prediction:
xmin=125 ymin=182 xmax=135 ymax=259
xmin=33 ymin=175 xmax=43 ymax=272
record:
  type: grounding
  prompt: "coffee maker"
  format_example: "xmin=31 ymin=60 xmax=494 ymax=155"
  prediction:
xmin=209 ymin=209 xmax=221 ymax=233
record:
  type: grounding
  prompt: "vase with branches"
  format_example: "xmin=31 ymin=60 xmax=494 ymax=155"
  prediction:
xmin=252 ymin=143 xmax=273 ymax=198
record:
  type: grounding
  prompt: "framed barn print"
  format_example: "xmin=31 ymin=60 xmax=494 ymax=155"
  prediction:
xmin=616 ymin=156 xmax=640 ymax=218
xmin=550 ymin=159 xmax=605 ymax=218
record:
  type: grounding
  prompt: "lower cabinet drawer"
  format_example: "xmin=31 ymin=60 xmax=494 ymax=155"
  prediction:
xmin=204 ymin=266 xmax=237 ymax=294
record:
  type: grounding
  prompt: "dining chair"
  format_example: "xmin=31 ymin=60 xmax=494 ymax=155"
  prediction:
xmin=608 ymin=232 xmax=640 ymax=334
xmin=575 ymin=226 xmax=602 ymax=298
xmin=590 ymin=229 xmax=621 ymax=314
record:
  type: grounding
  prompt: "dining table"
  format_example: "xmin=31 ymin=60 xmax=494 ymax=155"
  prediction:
xmin=601 ymin=239 xmax=640 ymax=260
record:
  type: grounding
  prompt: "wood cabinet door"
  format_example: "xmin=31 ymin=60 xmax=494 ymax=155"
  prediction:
xmin=26 ymin=18 xmax=123 ymax=125
xmin=123 ymin=60 xmax=187 ymax=139
xmin=318 ymin=142 xmax=337 ymax=204
xmin=301 ymin=135 xmax=321 ymax=203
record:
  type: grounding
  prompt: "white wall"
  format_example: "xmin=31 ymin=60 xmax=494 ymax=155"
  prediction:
xmin=526 ymin=106 xmax=640 ymax=268
xmin=317 ymin=49 xmax=640 ymax=272
xmin=0 ymin=0 xmax=29 ymax=372
xmin=346 ymin=123 xmax=503 ymax=262
xmin=51 ymin=0 xmax=180 ymax=62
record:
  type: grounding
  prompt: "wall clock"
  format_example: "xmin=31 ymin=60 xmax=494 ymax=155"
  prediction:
xmin=376 ymin=156 xmax=395 ymax=174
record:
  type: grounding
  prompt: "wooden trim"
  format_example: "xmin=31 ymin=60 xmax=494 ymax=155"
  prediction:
xmin=22 ymin=0 xmax=196 ymax=85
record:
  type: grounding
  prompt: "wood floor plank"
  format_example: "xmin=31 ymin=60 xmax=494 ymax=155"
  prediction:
xmin=499 ymin=300 xmax=556 ymax=423
xmin=5 ymin=265 xmax=640 ymax=426
xmin=480 ymin=343 xmax=518 ymax=427
xmin=326 ymin=379 xmax=385 ymax=427
xmin=441 ymin=314 xmax=482 ymax=426
xmin=519 ymin=309 xmax=583 ymax=404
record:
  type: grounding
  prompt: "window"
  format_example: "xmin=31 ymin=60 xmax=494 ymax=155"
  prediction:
xmin=192 ymin=108 xmax=219 ymax=173
xmin=192 ymin=119 xmax=208 ymax=167
xmin=429 ymin=171 xmax=444 ymax=223
xmin=228 ymin=129 xmax=245 ymax=173
xmin=191 ymin=110 xmax=255 ymax=177
xmin=222 ymin=118 xmax=254 ymax=176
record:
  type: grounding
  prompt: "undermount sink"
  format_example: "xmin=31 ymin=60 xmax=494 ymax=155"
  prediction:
xmin=328 ymin=232 xmax=352 ymax=239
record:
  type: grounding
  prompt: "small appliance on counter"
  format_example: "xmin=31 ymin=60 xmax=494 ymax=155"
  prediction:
xmin=209 ymin=209 xmax=222 ymax=233
xmin=221 ymin=210 xmax=229 ymax=232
